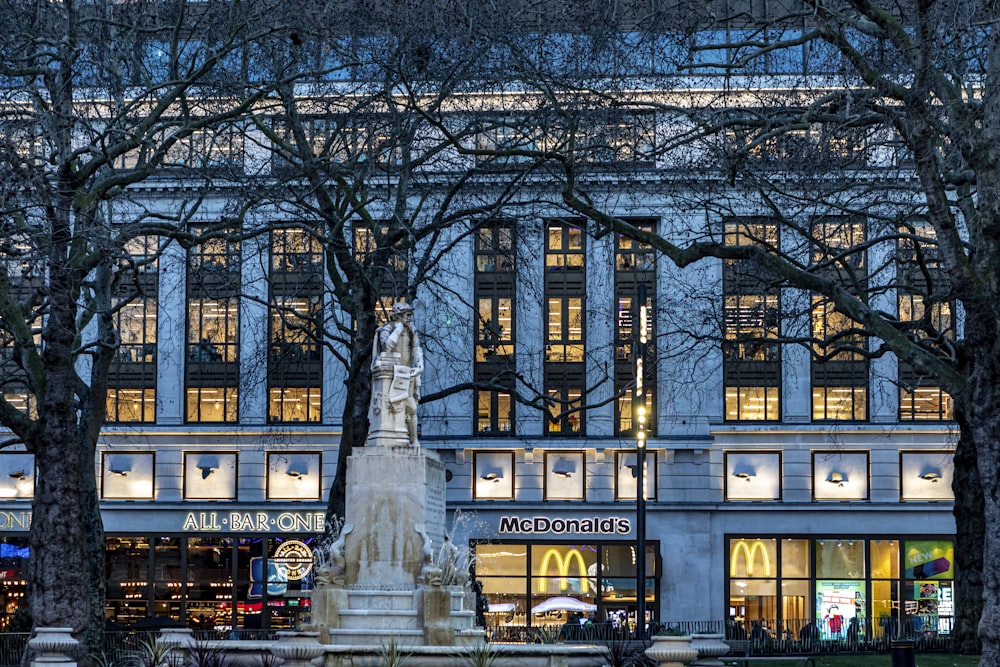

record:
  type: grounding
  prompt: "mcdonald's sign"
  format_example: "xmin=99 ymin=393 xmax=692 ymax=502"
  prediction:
xmin=729 ymin=540 xmax=772 ymax=578
xmin=537 ymin=548 xmax=590 ymax=594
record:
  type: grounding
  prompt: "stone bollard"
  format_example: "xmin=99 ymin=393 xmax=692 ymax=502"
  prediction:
xmin=271 ymin=631 xmax=326 ymax=667
xmin=645 ymin=634 xmax=698 ymax=667
xmin=690 ymin=633 xmax=730 ymax=667
xmin=28 ymin=627 xmax=79 ymax=667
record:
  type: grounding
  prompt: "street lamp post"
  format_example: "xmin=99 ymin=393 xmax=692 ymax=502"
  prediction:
xmin=633 ymin=283 xmax=648 ymax=641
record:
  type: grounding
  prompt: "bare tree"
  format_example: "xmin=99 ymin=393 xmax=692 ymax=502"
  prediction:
xmin=0 ymin=0 xmax=294 ymax=656
xmin=435 ymin=0 xmax=994 ymax=657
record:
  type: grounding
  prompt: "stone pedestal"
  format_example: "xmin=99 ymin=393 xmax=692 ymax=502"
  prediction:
xmin=306 ymin=440 xmax=475 ymax=646
xmin=344 ymin=446 xmax=446 ymax=588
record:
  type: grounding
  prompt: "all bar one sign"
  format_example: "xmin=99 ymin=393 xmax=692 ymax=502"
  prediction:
xmin=182 ymin=511 xmax=326 ymax=532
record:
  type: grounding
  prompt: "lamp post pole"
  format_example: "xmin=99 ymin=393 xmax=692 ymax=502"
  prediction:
xmin=634 ymin=283 xmax=648 ymax=641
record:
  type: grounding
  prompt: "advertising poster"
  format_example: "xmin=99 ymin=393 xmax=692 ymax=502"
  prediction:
xmin=816 ymin=580 xmax=865 ymax=640
xmin=903 ymin=540 xmax=954 ymax=579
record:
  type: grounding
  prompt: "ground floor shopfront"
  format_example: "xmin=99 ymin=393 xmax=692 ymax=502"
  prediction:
xmin=726 ymin=535 xmax=955 ymax=642
xmin=456 ymin=506 xmax=957 ymax=641
xmin=0 ymin=505 xmax=327 ymax=632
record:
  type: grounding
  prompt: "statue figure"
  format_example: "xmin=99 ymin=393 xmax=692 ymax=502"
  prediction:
xmin=315 ymin=523 xmax=353 ymax=586
xmin=369 ymin=301 xmax=424 ymax=446
xmin=438 ymin=534 xmax=467 ymax=587
xmin=415 ymin=523 xmax=441 ymax=585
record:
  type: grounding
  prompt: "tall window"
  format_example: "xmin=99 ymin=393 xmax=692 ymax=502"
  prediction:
xmin=474 ymin=223 xmax=515 ymax=435
xmin=615 ymin=220 xmax=656 ymax=434
xmin=107 ymin=236 xmax=158 ymax=423
xmin=810 ymin=217 xmax=868 ymax=421
xmin=268 ymin=229 xmax=323 ymax=424
xmin=353 ymin=222 xmax=408 ymax=323
xmin=186 ymin=229 xmax=240 ymax=423
xmin=545 ymin=220 xmax=585 ymax=435
xmin=723 ymin=219 xmax=780 ymax=421
xmin=897 ymin=222 xmax=954 ymax=420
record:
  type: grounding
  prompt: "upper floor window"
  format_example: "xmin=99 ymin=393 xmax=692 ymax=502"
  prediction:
xmin=810 ymin=217 xmax=868 ymax=422
xmin=896 ymin=220 xmax=954 ymax=421
xmin=190 ymin=231 xmax=241 ymax=279
xmin=188 ymin=299 xmax=239 ymax=363
xmin=475 ymin=222 xmax=516 ymax=437
xmin=271 ymin=228 xmax=323 ymax=275
xmin=163 ymin=126 xmax=244 ymax=171
xmin=545 ymin=223 xmax=585 ymax=271
xmin=723 ymin=219 xmax=781 ymax=421
xmin=353 ymin=223 xmax=408 ymax=321
xmin=475 ymin=224 xmax=515 ymax=272
xmin=615 ymin=221 xmax=656 ymax=435
xmin=270 ymin=297 xmax=321 ymax=364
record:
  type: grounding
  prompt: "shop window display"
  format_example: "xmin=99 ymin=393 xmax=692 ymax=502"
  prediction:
xmin=473 ymin=541 xmax=659 ymax=639
xmin=727 ymin=536 xmax=954 ymax=643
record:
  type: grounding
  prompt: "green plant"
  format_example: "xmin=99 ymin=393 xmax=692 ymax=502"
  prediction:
xmin=656 ymin=626 xmax=688 ymax=637
xmin=188 ymin=640 xmax=230 ymax=667
xmin=460 ymin=640 xmax=503 ymax=667
xmin=378 ymin=637 xmax=411 ymax=667
xmin=530 ymin=625 xmax=562 ymax=644
xmin=130 ymin=634 xmax=174 ymax=667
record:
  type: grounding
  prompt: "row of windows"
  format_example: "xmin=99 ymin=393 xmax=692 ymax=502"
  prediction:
xmin=470 ymin=449 xmax=955 ymax=503
xmin=102 ymin=216 xmax=954 ymax=430
xmin=0 ymin=452 xmax=324 ymax=502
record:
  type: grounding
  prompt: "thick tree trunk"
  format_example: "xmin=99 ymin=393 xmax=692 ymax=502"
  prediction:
xmin=966 ymin=367 xmax=1000 ymax=666
xmin=326 ymin=308 xmax=377 ymax=521
xmin=951 ymin=416 xmax=984 ymax=654
xmin=25 ymin=432 xmax=94 ymax=661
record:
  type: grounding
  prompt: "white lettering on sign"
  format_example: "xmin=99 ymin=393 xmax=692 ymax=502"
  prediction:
xmin=182 ymin=511 xmax=326 ymax=533
xmin=0 ymin=512 xmax=30 ymax=530
xmin=498 ymin=516 xmax=631 ymax=535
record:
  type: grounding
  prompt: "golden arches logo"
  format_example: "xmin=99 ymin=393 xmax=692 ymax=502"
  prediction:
xmin=730 ymin=540 xmax=771 ymax=578
xmin=537 ymin=548 xmax=589 ymax=593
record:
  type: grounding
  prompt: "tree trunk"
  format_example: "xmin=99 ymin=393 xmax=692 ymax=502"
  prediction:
xmin=326 ymin=307 xmax=377 ymax=521
xmin=951 ymin=411 xmax=984 ymax=654
xmin=967 ymin=365 xmax=1000 ymax=666
xmin=951 ymin=410 xmax=986 ymax=655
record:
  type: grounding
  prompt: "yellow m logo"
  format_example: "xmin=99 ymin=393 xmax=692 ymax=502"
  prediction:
xmin=538 ymin=548 xmax=590 ymax=593
xmin=730 ymin=540 xmax=772 ymax=578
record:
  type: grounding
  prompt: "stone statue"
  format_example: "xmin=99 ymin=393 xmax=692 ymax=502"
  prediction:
xmin=415 ymin=523 xmax=441 ymax=585
xmin=315 ymin=523 xmax=353 ymax=586
xmin=369 ymin=301 xmax=424 ymax=446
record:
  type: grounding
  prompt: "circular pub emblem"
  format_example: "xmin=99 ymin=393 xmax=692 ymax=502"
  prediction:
xmin=272 ymin=539 xmax=314 ymax=581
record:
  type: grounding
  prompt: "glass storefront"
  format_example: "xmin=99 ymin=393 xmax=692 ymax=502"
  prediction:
xmin=473 ymin=541 xmax=658 ymax=636
xmin=728 ymin=536 xmax=953 ymax=641
xmin=105 ymin=535 xmax=315 ymax=631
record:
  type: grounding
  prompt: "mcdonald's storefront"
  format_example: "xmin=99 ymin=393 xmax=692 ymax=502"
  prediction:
xmin=472 ymin=539 xmax=659 ymax=635
xmin=727 ymin=536 xmax=955 ymax=641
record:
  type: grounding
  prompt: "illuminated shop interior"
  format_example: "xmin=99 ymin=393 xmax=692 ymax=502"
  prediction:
xmin=728 ymin=536 xmax=954 ymax=640
xmin=473 ymin=541 xmax=658 ymax=637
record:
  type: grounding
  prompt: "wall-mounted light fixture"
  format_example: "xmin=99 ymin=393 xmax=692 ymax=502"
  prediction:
xmin=827 ymin=471 xmax=848 ymax=487
xmin=286 ymin=460 xmax=310 ymax=479
xmin=481 ymin=471 xmax=503 ymax=482
xmin=552 ymin=458 xmax=576 ymax=478
xmin=920 ymin=468 xmax=942 ymax=482
xmin=197 ymin=455 xmax=219 ymax=479
xmin=733 ymin=470 xmax=754 ymax=482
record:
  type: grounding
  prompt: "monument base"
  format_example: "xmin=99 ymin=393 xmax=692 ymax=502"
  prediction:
xmin=307 ymin=444 xmax=474 ymax=646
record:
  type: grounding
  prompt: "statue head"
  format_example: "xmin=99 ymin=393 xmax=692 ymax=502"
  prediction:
xmin=391 ymin=302 xmax=413 ymax=320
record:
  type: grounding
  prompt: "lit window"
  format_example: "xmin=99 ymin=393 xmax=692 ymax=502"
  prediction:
xmin=268 ymin=387 xmax=321 ymax=423
xmin=186 ymin=387 xmax=238 ymax=423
